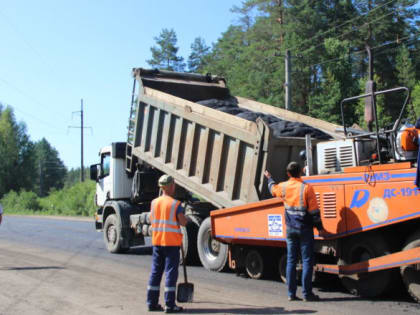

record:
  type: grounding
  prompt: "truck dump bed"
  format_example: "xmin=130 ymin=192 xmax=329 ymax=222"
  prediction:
xmin=128 ymin=68 xmax=343 ymax=208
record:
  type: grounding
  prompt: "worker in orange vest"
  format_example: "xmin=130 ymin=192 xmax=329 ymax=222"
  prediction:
xmin=265 ymin=162 xmax=327 ymax=302
xmin=147 ymin=175 xmax=188 ymax=313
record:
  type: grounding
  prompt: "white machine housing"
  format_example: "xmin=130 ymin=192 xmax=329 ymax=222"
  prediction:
xmin=316 ymin=138 xmax=376 ymax=174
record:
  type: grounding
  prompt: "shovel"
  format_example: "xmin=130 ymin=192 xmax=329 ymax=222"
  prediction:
xmin=176 ymin=245 xmax=194 ymax=302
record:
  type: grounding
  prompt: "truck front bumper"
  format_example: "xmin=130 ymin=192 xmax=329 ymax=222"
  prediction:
xmin=94 ymin=212 xmax=103 ymax=231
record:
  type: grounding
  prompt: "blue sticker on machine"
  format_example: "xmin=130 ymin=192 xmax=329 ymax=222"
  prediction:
xmin=268 ymin=214 xmax=283 ymax=237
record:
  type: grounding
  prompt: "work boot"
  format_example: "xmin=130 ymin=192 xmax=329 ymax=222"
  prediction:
xmin=303 ymin=293 xmax=320 ymax=302
xmin=164 ymin=305 xmax=183 ymax=313
xmin=148 ymin=304 xmax=164 ymax=311
xmin=288 ymin=295 xmax=301 ymax=301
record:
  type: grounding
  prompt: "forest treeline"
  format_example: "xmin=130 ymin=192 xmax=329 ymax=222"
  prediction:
xmin=0 ymin=103 xmax=94 ymax=215
xmin=1 ymin=0 xmax=419 ymax=216
xmin=148 ymin=0 xmax=420 ymax=128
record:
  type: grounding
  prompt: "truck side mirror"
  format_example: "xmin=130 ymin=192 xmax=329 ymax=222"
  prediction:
xmin=90 ymin=164 xmax=100 ymax=181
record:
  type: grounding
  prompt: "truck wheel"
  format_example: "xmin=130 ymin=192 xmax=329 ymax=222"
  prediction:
xmin=278 ymin=252 xmax=287 ymax=283
xmin=278 ymin=251 xmax=303 ymax=284
xmin=197 ymin=217 xmax=228 ymax=272
xmin=140 ymin=212 xmax=147 ymax=224
xmin=338 ymin=233 xmax=392 ymax=297
xmin=142 ymin=224 xmax=149 ymax=236
xmin=181 ymin=215 xmax=202 ymax=265
xmin=400 ymin=230 xmax=420 ymax=303
xmin=103 ymin=214 xmax=128 ymax=253
xmin=245 ymin=250 xmax=264 ymax=279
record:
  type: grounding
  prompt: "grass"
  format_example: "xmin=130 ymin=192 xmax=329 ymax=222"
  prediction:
xmin=1 ymin=181 xmax=97 ymax=217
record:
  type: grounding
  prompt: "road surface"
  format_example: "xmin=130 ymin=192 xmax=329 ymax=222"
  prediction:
xmin=0 ymin=216 xmax=418 ymax=315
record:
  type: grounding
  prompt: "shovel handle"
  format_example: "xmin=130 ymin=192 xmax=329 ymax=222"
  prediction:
xmin=180 ymin=245 xmax=188 ymax=283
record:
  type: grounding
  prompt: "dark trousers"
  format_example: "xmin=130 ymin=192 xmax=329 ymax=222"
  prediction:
xmin=147 ymin=246 xmax=180 ymax=308
xmin=286 ymin=227 xmax=314 ymax=298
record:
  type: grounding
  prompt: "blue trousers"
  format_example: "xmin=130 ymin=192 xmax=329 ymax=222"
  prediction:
xmin=286 ymin=227 xmax=314 ymax=298
xmin=147 ymin=246 xmax=180 ymax=308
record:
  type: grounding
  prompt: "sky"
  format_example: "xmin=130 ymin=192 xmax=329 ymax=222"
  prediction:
xmin=0 ymin=0 xmax=242 ymax=170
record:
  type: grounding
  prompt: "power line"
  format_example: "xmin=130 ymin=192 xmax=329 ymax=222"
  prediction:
xmin=286 ymin=0 xmax=397 ymax=52
xmin=0 ymin=78 xmax=68 ymax=134
xmin=292 ymin=34 xmax=419 ymax=73
xmin=298 ymin=8 xmax=400 ymax=56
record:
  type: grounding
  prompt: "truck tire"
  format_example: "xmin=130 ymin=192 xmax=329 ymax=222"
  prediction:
xmin=180 ymin=215 xmax=202 ymax=265
xmin=140 ymin=212 xmax=147 ymax=224
xmin=197 ymin=217 xmax=228 ymax=272
xmin=400 ymin=230 xmax=420 ymax=303
xmin=278 ymin=252 xmax=287 ymax=283
xmin=142 ymin=224 xmax=149 ymax=236
xmin=103 ymin=214 xmax=128 ymax=253
xmin=245 ymin=250 xmax=264 ymax=279
xmin=277 ymin=250 xmax=303 ymax=284
xmin=338 ymin=233 xmax=392 ymax=297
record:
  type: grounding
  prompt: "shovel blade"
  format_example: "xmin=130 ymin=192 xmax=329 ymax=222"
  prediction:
xmin=176 ymin=282 xmax=194 ymax=303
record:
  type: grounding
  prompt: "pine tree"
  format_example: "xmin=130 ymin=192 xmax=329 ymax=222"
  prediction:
xmin=147 ymin=28 xmax=185 ymax=71
xmin=188 ymin=37 xmax=210 ymax=73
xmin=396 ymin=44 xmax=416 ymax=90
xmin=34 ymin=138 xmax=67 ymax=196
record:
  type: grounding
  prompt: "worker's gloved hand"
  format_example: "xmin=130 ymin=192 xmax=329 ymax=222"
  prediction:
xmin=264 ymin=170 xmax=272 ymax=179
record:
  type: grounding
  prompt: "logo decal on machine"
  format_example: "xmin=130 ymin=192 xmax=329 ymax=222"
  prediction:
xmin=268 ymin=214 xmax=283 ymax=237
xmin=350 ymin=189 xmax=370 ymax=208
xmin=367 ymin=197 xmax=389 ymax=223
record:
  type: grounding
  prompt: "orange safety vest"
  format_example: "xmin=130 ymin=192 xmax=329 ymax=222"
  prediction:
xmin=150 ymin=195 xmax=183 ymax=246
xmin=271 ymin=177 xmax=321 ymax=230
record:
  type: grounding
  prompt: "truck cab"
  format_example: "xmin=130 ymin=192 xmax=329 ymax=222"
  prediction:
xmin=90 ymin=142 xmax=132 ymax=209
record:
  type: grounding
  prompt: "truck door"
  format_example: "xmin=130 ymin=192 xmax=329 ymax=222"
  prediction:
xmin=96 ymin=152 xmax=111 ymax=206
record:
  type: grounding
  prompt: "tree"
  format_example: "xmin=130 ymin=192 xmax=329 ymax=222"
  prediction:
xmin=65 ymin=167 xmax=90 ymax=187
xmin=34 ymin=138 xmax=67 ymax=197
xmin=412 ymin=81 xmax=420 ymax=118
xmin=0 ymin=104 xmax=36 ymax=198
xmin=396 ymin=45 xmax=416 ymax=91
xmin=147 ymin=28 xmax=185 ymax=71
xmin=308 ymin=38 xmax=357 ymax=124
xmin=200 ymin=0 xmax=419 ymax=127
xmin=187 ymin=37 xmax=210 ymax=73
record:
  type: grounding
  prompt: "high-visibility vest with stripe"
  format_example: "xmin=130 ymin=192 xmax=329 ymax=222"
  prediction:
xmin=271 ymin=177 xmax=321 ymax=231
xmin=150 ymin=195 xmax=183 ymax=246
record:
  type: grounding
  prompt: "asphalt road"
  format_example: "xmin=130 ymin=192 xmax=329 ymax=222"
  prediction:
xmin=0 ymin=216 xmax=418 ymax=315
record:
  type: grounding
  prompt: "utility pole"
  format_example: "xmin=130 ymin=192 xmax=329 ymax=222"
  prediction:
xmin=39 ymin=161 xmax=43 ymax=196
xmin=285 ymin=49 xmax=291 ymax=110
xmin=81 ymin=99 xmax=84 ymax=181
xmin=69 ymin=99 xmax=91 ymax=182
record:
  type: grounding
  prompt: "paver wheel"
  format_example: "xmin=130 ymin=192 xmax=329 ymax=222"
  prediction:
xmin=338 ymin=233 xmax=393 ymax=297
xmin=400 ymin=230 xmax=420 ymax=303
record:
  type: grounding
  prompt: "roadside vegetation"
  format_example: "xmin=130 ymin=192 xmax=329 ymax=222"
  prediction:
xmin=1 ymin=181 xmax=96 ymax=217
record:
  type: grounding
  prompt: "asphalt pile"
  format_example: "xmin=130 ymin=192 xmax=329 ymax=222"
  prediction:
xmin=197 ymin=97 xmax=330 ymax=139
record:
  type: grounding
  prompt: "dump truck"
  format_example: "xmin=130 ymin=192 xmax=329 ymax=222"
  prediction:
xmin=210 ymin=85 xmax=420 ymax=302
xmin=90 ymin=68 xmax=342 ymax=269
